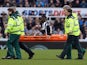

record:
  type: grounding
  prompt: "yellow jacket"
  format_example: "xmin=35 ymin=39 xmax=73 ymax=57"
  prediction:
xmin=64 ymin=13 xmax=80 ymax=36
xmin=5 ymin=16 xmax=24 ymax=35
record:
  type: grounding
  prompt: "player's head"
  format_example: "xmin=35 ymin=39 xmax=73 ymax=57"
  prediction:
xmin=41 ymin=14 xmax=47 ymax=19
xmin=63 ymin=5 xmax=72 ymax=16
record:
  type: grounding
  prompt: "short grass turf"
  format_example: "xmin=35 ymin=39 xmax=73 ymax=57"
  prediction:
xmin=0 ymin=49 xmax=87 ymax=65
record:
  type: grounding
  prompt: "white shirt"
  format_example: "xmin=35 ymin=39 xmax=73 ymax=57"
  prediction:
xmin=41 ymin=20 xmax=52 ymax=35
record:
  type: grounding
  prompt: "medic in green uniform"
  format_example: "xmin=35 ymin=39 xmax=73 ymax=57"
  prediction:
xmin=4 ymin=7 xmax=24 ymax=59
xmin=66 ymin=13 xmax=86 ymax=59
xmin=56 ymin=5 xmax=85 ymax=59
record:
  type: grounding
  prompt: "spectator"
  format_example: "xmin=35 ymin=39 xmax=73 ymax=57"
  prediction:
xmin=35 ymin=17 xmax=41 ymax=27
xmin=18 ymin=2 xmax=24 ymax=7
xmin=1 ymin=11 xmax=8 ymax=38
xmin=68 ymin=1 xmax=73 ymax=7
xmin=43 ymin=0 xmax=48 ymax=4
xmin=49 ymin=0 xmax=55 ymax=7
xmin=60 ymin=18 xmax=64 ymax=31
xmin=53 ymin=28 xmax=64 ymax=34
xmin=55 ymin=0 xmax=61 ymax=7
xmin=73 ymin=0 xmax=80 ymax=7
xmin=30 ymin=2 xmax=36 ymax=7
xmin=60 ymin=0 xmax=69 ymax=7
xmin=79 ymin=31 xmax=83 ymax=39
xmin=0 ymin=27 xmax=3 ymax=38
xmin=84 ymin=27 xmax=87 ymax=39
xmin=1 ymin=11 xmax=7 ymax=24
xmin=25 ymin=1 xmax=30 ymax=7
xmin=80 ymin=0 xmax=87 ymax=8
xmin=84 ymin=19 xmax=87 ymax=27
xmin=36 ymin=0 xmax=45 ymax=7
xmin=54 ymin=17 xmax=63 ymax=30
xmin=26 ymin=17 xmax=36 ymax=30
xmin=27 ymin=25 xmax=42 ymax=36
xmin=3 ymin=0 xmax=11 ymax=7
xmin=78 ymin=14 xmax=84 ymax=33
xmin=24 ymin=21 xmax=29 ymax=35
xmin=40 ymin=0 xmax=48 ymax=7
xmin=16 ymin=0 xmax=21 ymax=6
xmin=11 ymin=0 xmax=16 ymax=6
xmin=0 ymin=0 xmax=4 ymax=7
xmin=24 ymin=0 xmax=30 ymax=7
xmin=0 ymin=0 xmax=86 ymax=7
xmin=4 ymin=2 xmax=11 ymax=7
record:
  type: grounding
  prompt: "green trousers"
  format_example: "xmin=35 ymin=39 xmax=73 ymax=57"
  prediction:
xmin=7 ymin=34 xmax=21 ymax=59
xmin=66 ymin=43 xmax=85 ymax=59
xmin=60 ymin=35 xmax=84 ymax=59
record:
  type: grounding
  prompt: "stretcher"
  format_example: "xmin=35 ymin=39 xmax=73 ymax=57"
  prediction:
xmin=19 ymin=34 xmax=67 ymax=42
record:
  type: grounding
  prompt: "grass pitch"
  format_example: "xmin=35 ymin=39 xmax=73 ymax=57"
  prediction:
xmin=0 ymin=49 xmax=87 ymax=65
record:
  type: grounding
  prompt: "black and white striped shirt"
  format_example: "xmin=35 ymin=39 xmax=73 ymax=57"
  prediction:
xmin=41 ymin=20 xmax=52 ymax=35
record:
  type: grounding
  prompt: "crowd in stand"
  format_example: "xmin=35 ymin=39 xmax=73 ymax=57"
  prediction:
xmin=0 ymin=0 xmax=87 ymax=7
xmin=0 ymin=0 xmax=87 ymax=39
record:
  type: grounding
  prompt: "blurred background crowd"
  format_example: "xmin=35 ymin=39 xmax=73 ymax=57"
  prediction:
xmin=0 ymin=0 xmax=87 ymax=39
xmin=0 ymin=0 xmax=87 ymax=7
